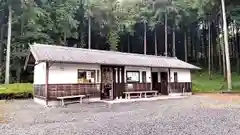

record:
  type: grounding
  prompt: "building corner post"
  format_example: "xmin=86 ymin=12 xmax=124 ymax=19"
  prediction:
xmin=168 ymin=68 xmax=171 ymax=95
xmin=45 ymin=62 xmax=49 ymax=106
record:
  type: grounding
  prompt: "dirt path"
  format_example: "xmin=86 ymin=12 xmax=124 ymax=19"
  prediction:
xmin=196 ymin=93 xmax=240 ymax=103
xmin=0 ymin=95 xmax=240 ymax=135
xmin=0 ymin=101 xmax=7 ymax=123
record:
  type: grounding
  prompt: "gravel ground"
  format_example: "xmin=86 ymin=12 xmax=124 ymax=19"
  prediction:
xmin=0 ymin=95 xmax=240 ymax=135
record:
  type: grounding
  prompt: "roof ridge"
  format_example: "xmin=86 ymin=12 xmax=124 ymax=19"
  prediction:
xmin=32 ymin=43 xmax=177 ymax=60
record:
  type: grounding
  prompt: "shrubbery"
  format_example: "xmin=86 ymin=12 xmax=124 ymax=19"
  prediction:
xmin=0 ymin=83 xmax=33 ymax=100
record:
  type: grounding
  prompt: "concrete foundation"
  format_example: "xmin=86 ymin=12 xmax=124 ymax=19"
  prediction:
xmin=34 ymin=97 xmax=101 ymax=107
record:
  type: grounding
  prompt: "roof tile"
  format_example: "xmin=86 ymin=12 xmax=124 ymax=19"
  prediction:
xmin=30 ymin=43 xmax=200 ymax=70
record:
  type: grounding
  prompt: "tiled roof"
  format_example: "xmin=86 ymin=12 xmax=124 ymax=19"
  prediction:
xmin=30 ymin=43 xmax=200 ymax=70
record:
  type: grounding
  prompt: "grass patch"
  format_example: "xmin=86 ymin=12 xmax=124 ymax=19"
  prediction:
xmin=192 ymin=71 xmax=240 ymax=93
xmin=0 ymin=83 xmax=33 ymax=99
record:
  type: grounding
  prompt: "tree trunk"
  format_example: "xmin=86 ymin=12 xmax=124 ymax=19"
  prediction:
xmin=88 ymin=15 xmax=91 ymax=49
xmin=221 ymin=36 xmax=227 ymax=79
xmin=184 ymin=31 xmax=187 ymax=62
xmin=0 ymin=10 xmax=4 ymax=82
xmin=164 ymin=12 xmax=168 ymax=56
xmin=64 ymin=31 xmax=67 ymax=45
xmin=221 ymin=0 xmax=232 ymax=90
xmin=16 ymin=67 xmax=21 ymax=83
xmin=80 ymin=31 xmax=85 ymax=48
xmin=172 ymin=22 xmax=176 ymax=57
xmin=217 ymin=22 xmax=222 ymax=73
xmin=5 ymin=4 xmax=12 ymax=84
xmin=208 ymin=21 xmax=212 ymax=79
xmin=190 ymin=28 xmax=193 ymax=58
xmin=210 ymin=23 xmax=214 ymax=71
xmin=144 ymin=21 xmax=147 ymax=55
xmin=203 ymin=22 xmax=208 ymax=66
xmin=153 ymin=1 xmax=157 ymax=56
xmin=154 ymin=28 xmax=157 ymax=55
xmin=232 ymin=22 xmax=235 ymax=62
xmin=236 ymin=27 xmax=240 ymax=73
xmin=127 ymin=34 xmax=130 ymax=53
xmin=0 ymin=25 xmax=4 ymax=83
xmin=218 ymin=44 xmax=222 ymax=73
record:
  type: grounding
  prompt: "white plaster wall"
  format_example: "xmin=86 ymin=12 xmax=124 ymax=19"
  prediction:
xmin=170 ymin=69 xmax=191 ymax=82
xmin=34 ymin=62 xmax=46 ymax=84
xmin=124 ymin=66 xmax=151 ymax=83
xmin=48 ymin=63 xmax=101 ymax=84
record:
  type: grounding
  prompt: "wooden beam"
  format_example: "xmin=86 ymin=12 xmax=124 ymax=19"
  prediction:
xmin=45 ymin=62 xmax=49 ymax=106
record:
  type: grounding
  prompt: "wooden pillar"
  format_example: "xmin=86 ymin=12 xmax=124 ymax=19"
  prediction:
xmin=45 ymin=62 xmax=49 ymax=106
xmin=115 ymin=68 xmax=118 ymax=83
xmin=119 ymin=68 xmax=122 ymax=83
xmin=121 ymin=67 xmax=125 ymax=83
xmin=150 ymin=68 xmax=152 ymax=91
xmin=112 ymin=67 xmax=116 ymax=100
xmin=168 ymin=68 xmax=171 ymax=95
xmin=117 ymin=67 xmax=121 ymax=83
xmin=121 ymin=67 xmax=125 ymax=97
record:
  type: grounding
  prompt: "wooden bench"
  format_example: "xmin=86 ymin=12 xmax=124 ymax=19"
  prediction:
xmin=123 ymin=91 xmax=158 ymax=99
xmin=57 ymin=95 xmax=86 ymax=106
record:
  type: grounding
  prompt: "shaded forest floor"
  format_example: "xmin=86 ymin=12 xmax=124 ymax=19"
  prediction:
xmin=192 ymin=71 xmax=240 ymax=92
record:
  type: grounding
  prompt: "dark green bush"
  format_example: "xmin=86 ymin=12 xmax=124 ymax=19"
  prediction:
xmin=0 ymin=83 xmax=33 ymax=100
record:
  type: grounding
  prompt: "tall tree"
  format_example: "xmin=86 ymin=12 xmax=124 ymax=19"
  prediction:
xmin=164 ymin=11 xmax=168 ymax=56
xmin=87 ymin=0 xmax=91 ymax=49
xmin=221 ymin=0 xmax=232 ymax=90
xmin=208 ymin=21 xmax=212 ymax=79
xmin=5 ymin=3 xmax=11 ymax=84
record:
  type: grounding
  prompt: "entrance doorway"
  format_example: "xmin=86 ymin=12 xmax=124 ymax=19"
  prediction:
xmin=101 ymin=67 xmax=113 ymax=100
xmin=160 ymin=72 xmax=168 ymax=95
xmin=151 ymin=72 xmax=158 ymax=90
xmin=100 ymin=65 xmax=125 ymax=100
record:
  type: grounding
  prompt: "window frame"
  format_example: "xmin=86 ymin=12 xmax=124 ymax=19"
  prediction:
xmin=77 ymin=69 xmax=96 ymax=83
xmin=126 ymin=71 xmax=140 ymax=83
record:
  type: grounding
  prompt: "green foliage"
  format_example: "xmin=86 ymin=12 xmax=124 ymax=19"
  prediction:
xmin=192 ymin=72 xmax=226 ymax=92
xmin=0 ymin=83 xmax=32 ymax=94
xmin=192 ymin=71 xmax=240 ymax=92
xmin=1 ymin=0 xmax=240 ymax=84
xmin=229 ymin=5 xmax=240 ymax=24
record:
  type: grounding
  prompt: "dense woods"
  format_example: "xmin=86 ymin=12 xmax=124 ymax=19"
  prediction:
xmin=0 ymin=0 xmax=240 ymax=85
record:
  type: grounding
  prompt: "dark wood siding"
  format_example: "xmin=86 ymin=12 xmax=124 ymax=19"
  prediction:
xmin=34 ymin=83 xmax=101 ymax=100
xmin=125 ymin=83 xmax=151 ymax=92
xmin=169 ymin=82 xmax=192 ymax=93
xmin=155 ymin=82 xmax=192 ymax=95
xmin=113 ymin=82 xmax=125 ymax=99
xmin=34 ymin=84 xmax=46 ymax=98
